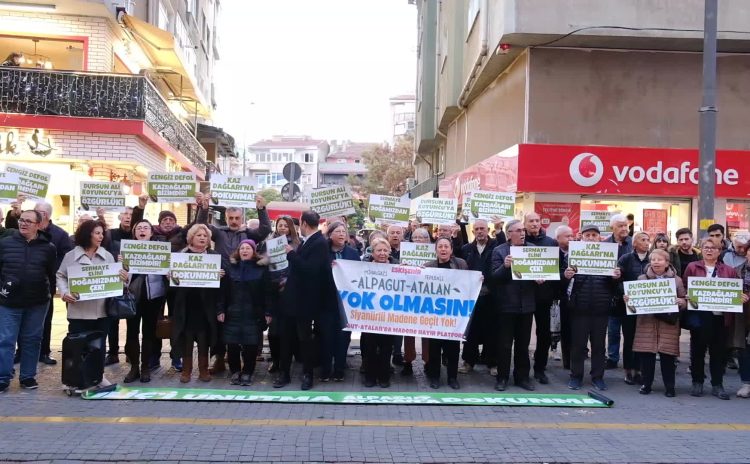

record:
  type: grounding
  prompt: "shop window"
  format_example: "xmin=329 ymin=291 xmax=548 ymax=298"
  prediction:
xmin=0 ymin=35 xmax=86 ymax=71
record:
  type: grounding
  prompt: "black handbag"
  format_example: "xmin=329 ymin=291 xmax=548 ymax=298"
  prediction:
xmin=106 ymin=289 xmax=137 ymax=319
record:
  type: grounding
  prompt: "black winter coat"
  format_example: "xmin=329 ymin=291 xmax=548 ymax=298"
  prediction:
xmin=171 ymin=249 xmax=225 ymax=346
xmin=613 ymin=250 xmax=651 ymax=316
xmin=105 ymin=226 xmax=133 ymax=258
xmin=196 ymin=206 xmax=272 ymax=265
xmin=491 ymin=242 xmax=536 ymax=314
xmin=218 ymin=260 xmax=270 ymax=345
xmin=0 ymin=231 xmax=57 ymax=308
xmin=282 ymin=230 xmax=338 ymax=318
xmin=568 ymin=274 xmax=618 ymax=316
xmin=462 ymin=238 xmax=499 ymax=296
xmin=6 ymin=214 xmax=72 ymax=289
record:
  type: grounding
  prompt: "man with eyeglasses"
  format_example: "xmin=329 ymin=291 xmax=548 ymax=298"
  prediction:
xmin=683 ymin=238 xmax=749 ymax=400
xmin=491 ymin=219 xmax=540 ymax=392
xmin=0 ymin=210 xmax=57 ymax=392
xmin=6 ymin=198 xmax=72 ymax=367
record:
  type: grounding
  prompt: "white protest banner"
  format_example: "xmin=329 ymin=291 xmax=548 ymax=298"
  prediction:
xmin=415 ymin=197 xmax=457 ymax=225
xmin=79 ymin=181 xmax=126 ymax=211
xmin=120 ymin=240 xmax=171 ymax=275
xmin=147 ymin=172 xmax=197 ymax=203
xmin=687 ymin=277 xmax=744 ymax=313
xmin=332 ymin=260 xmax=482 ymax=341
xmin=399 ymin=241 xmax=436 ymax=267
xmin=623 ymin=279 xmax=679 ymax=315
xmin=310 ymin=185 xmax=355 ymax=217
xmin=568 ymin=241 xmax=619 ymax=276
xmin=580 ymin=210 xmax=613 ymax=238
xmin=5 ymin=163 xmax=50 ymax=200
xmin=266 ymin=235 xmax=289 ymax=272
xmin=461 ymin=191 xmax=515 ymax=222
xmin=170 ymin=253 xmax=222 ymax=288
xmin=510 ymin=246 xmax=560 ymax=280
xmin=0 ymin=172 xmax=19 ymax=203
xmin=67 ymin=263 xmax=123 ymax=301
xmin=209 ymin=174 xmax=256 ymax=207
xmin=368 ymin=194 xmax=410 ymax=227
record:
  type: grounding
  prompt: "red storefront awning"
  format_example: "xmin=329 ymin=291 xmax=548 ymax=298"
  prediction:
xmin=439 ymin=143 xmax=750 ymax=201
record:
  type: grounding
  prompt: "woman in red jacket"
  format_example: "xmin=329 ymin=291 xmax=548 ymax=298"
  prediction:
xmin=683 ymin=238 xmax=749 ymax=400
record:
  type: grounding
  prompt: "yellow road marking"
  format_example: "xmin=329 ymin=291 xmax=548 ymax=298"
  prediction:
xmin=2 ymin=416 xmax=750 ymax=431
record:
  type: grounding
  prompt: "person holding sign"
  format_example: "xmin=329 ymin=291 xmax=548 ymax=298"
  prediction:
xmin=490 ymin=220 xmax=539 ymax=392
xmin=56 ymin=219 xmax=128 ymax=386
xmin=683 ymin=238 xmax=748 ymax=400
xmin=616 ymin=231 xmax=652 ymax=386
xmin=259 ymin=216 xmax=301 ymax=375
xmin=325 ymin=222 xmax=360 ymax=382
xmin=359 ymin=237 xmax=398 ymax=388
xmin=120 ymin=220 xmax=168 ymax=384
xmin=424 ymin=237 xmax=468 ymax=390
xmin=630 ymin=250 xmax=686 ymax=397
xmin=217 ymin=240 xmax=270 ymax=386
xmin=171 ymin=225 xmax=226 ymax=384
xmin=606 ymin=214 xmax=634 ymax=371
xmin=401 ymin=227 xmax=433 ymax=376
xmin=564 ymin=225 xmax=622 ymax=392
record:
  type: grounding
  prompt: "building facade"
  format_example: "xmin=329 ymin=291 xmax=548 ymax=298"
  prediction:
xmin=389 ymin=95 xmax=416 ymax=144
xmin=246 ymin=135 xmax=329 ymax=193
xmin=0 ymin=0 xmax=224 ymax=229
xmin=413 ymin=0 xmax=750 ymax=235
xmin=318 ymin=140 xmax=375 ymax=189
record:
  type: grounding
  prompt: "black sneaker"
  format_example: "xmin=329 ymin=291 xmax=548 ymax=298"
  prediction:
xmin=391 ymin=354 xmax=404 ymax=366
xmin=39 ymin=354 xmax=57 ymax=365
xmin=20 ymin=378 xmax=38 ymax=390
xmin=104 ymin=354 xmax=119 ymax=366
xmin=534 ymin=372 xmax=549 ymax=385
xmin=605 ymin=359 xmax=618 ymax=369
xmin=0 ymin=382 xmax=8 ymax=393
xmin=333 ymin=371 xmax=345 ymax=382
xmin=401 ymin=363 xmax=413 ymax=376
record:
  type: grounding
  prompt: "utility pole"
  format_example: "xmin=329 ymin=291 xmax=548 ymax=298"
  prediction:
xmin=698 ymin=0 xmax=718 ymax=237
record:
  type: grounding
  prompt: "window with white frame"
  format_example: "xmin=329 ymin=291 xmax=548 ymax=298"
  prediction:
xmin=304 ymin=152 xmax=314 ymax=163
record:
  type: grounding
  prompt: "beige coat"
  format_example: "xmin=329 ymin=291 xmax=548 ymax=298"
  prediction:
xmin=632 ymin=265 xmax=686 ymax=357
xmin=56 ymin=246 xmax=116 ymax=320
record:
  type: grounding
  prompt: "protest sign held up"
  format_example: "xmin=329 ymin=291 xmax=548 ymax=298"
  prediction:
xmin=79 ymin=181 xmax=126 ymax=211
xmin=67 ymin=263 xmax=124 ymax=301
xmin=120 ymin=240 xmax=171 ymax=275
xmin=510 ymin=246 xmax=560 ymax=280
xmin=568 ymin=241 xmax=618 ymax=276
xmin=170 ymin=253 xmax=222 ymax=288
xmin=687 ymin=277 xmax=744 ymax=313
xmin=311 ymin=185 xmax=356 ymax=217
xmin=368 ymin=194 xmax=410 ymax=227
xmin=209 ymin=174 xmax=256 ymax=207
xmin=332 ymin=260 xmax=482 ymax=341
xmin=399 ymin=242 xmax=436 ymax=267
xmin=461 ymin=191 xmax=515 ymax=222
xmin=5 ymin=163 xmax=50 ymax=200
xmin=415 ymin=198 xmax=457 ymax=225
xmin=623 ymin=279 xmax=679 ymax=315
xmin=147 ymin=172 xmax=197 ymax=203
xmin=0 ymin=171 xmax=19 ymax=203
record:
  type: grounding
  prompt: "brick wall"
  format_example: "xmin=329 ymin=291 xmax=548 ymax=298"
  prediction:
xmin=0 ymin=11 xmax=115 ymax=72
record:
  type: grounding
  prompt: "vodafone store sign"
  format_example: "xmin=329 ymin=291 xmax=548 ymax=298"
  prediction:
xmin=517 ymin=144 xmax=748 ymax=198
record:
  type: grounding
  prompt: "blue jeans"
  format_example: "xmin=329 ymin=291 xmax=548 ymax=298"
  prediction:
xmin=607 ymin=316 xmax=622 ymax=363
xmin=0 ymin=302 xmax=49 ymax=384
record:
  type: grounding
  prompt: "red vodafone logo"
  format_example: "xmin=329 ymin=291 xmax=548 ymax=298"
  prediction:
xmin=569 ymin=153 xmax=603 ymax=187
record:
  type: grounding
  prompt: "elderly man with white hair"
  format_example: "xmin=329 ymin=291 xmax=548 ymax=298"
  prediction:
xmin=605 ymin=213 xmax=634 ymax=370
xmin=6 ymin=197 xmax=73 ymax=366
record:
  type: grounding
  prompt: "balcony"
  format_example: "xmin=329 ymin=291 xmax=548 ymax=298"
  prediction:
xmin=0 ymin=67 xmax=207 ymax=171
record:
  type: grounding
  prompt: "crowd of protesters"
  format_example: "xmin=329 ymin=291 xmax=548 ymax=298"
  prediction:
xmin=1 ymin=194 xmax=749 ymax=402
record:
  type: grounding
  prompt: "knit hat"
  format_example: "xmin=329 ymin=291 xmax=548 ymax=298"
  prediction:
xmin=158 ymin=210 xmax=177 ymax=224
xmin=240 ymin=239 xmax=257 ymax=251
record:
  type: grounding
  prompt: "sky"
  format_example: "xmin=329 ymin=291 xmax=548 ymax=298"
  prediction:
xmin=214 ymin=0 xmax=417 ymax=148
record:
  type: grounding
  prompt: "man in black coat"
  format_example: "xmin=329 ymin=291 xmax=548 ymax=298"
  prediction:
xmin=0 ymin=210 xmax=57 ymax=391
xmin=564 ymin=225 xmax=622 ymax=391
xmin=491 ymin=219 xmax=539 ymax=392
xmin=274 ymin=210 xmax=337 ymax=391
xmin=523 ymin=212 xmax=558 ymax=384
xmin=458 ymin=219 xmax=499 ymax=375
xmin=7 ymin=199 xmax=72 ymax=366
xmin=555 ymin=225 xmax=576 ymax=371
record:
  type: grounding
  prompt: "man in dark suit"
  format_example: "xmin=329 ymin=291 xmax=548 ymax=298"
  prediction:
xmin=274 ymin=210 xmax=337 ymax=390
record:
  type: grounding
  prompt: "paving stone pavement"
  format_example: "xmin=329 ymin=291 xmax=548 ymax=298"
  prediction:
xmin=0 ymin=301 xmax=749 ymax=463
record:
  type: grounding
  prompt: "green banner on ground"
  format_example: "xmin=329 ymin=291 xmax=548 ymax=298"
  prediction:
xmin=82 ymin=386 xmax=610 ymax=407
